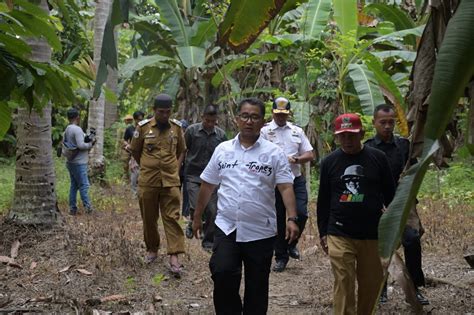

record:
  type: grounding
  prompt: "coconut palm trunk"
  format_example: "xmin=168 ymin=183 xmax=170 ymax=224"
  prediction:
xmin=8 ymin=0 xmax=58 ymax=225
xmin=88 ymin=0 xmax=113 ymax=177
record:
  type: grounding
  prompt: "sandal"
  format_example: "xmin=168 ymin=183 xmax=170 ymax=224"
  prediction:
xmin=169 ymin=263 xmax=183 ymax=278
xmin=145 ymin=254 xmax=157 ymax=264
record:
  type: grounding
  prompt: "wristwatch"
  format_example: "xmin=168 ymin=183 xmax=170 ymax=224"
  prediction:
xmin=287 ymin=216 xmax=298 ymax=223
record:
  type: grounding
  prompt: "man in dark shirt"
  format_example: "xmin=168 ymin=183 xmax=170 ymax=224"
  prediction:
xmin=124 ymin=111 xmax=144 ymax=196
xmin=184 ymin=105 xmax=227 ymax=250
xmin=365 ymin=104 xmax=429 ymax=305
xmin=317 ymin=113 xmax=396 ymax=315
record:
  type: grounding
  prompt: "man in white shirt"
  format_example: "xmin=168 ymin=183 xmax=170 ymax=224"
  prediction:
xmin=192 ymin=98 xmax=300 ymax=314
xmin=261 ymin=97 xmax=314 ymax=272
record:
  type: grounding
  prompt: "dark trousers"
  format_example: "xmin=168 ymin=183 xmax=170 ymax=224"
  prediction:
xmin=274 ymin=176 xmax=308 ymax=263
xmin=187 ymin=181 xmax=218 ymax=244
xmin=402 ymin=226 xmax=425 ymax=287
xmin=209 ymin=227 xmax=275 ymax=315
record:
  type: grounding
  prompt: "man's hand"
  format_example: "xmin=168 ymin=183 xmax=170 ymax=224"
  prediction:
xmin=288 ymin=155 xmax=299 ymax=164
xmin=192 ymin=217 xmax=203 ymax=239
xmin=320 ymin=236 xmax=328 ymax=255
xmin=285 ymin=221 xmax=299 ymax=243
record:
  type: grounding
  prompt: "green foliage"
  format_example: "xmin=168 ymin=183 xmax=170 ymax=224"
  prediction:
xmin=0 ymin=158 xmax=14 ymax=213
xmin=300 ymin=0 xmax=331 ymax=40
xmin=152 ymin=273 xmax=165 ymax=286
xmin=419 ymin=162 xmax=474 ymax=205
xmin=125 ymin=276 xmax=136 ymax=292
xmin=218 ymin=0 xmax=287 ymax=53
xmin=347 ymin=63 xmax=385 ymax=115
xmin=176 ymin=46 xmax=206 ymax=68
xmin=333 ymin=0 xmax=357 ymax=38
xmin=378 ymin=0 xmax=474 ymax=263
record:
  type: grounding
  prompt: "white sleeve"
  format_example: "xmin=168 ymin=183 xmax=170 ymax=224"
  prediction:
xmin=275 ymin=149 xmax=294 ymax=184
xmin=260 ymin=126 xmax=269 ymax=140
xmin=298 ymin=130 xmax=313 ymax=155
xmin=200 ymin=145 xmax=222 ymax=185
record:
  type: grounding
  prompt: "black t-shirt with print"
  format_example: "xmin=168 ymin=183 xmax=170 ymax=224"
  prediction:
xmin=317 ymin=146 xmax=396 ymax=239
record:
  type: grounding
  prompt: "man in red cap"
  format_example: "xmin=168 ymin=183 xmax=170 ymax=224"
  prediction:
xmin=317 ymin=113 xmax=396 ymax=314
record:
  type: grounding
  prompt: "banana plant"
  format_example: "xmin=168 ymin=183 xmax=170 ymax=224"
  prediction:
xmin=377 ymin=1 xmax=474 ymax=312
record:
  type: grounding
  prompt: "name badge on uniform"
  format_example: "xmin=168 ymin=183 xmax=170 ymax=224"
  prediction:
xmin=145 ymin=130 xmax=155 ymax=138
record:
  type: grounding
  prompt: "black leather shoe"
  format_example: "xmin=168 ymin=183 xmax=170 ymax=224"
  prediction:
xmin=288 ymin=246 xmax=300 ymax=259
xmin=185 ymin=222 xmax=193 ymax=239
xmin=415 ymin=289 xmax=429 ymax=305
xmin=272 ymin=260 xmax=287 ymax=272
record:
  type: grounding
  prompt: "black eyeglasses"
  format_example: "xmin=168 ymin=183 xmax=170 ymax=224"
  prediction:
xmin=238 ymin=114 xmax=262 ymax=123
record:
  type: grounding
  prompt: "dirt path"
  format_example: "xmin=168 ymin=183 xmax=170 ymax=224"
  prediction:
xmin=1 ymin=185 xmax=472 ymax=314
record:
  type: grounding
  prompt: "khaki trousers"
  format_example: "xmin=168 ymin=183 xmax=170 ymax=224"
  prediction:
xmin=138 ymin=186 xmax=185 ymax=255
xmin=328 ymin=235 xmax=383 ymax=315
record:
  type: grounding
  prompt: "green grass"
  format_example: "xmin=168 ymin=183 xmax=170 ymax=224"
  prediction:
xmin=0 ymin=156 xmax=126 ymax=215
xmin=0 ymin=159 xmax=15 ymax=213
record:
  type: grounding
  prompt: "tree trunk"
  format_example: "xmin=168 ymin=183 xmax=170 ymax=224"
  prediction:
xmin=104 ymin=28 xmax=119 ymax=128
xmin=406 ymin=0 xmax=459 ymax=162
xmin=104 ymin=65 xmax=118 ymax=128
xmin=88 ymin=0 xmax=113 ymax=178
xmin=8 ymin=0 xmax=59 ymax=226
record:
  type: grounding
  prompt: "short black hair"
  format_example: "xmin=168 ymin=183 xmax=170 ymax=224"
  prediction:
xmin=67 ymin=108 xmax=79 ymax=120
xmin=237 ymin=98 xmax=265 ymax=117
xmin=203 ymin=105 xmax=218 ymax=116
xmin=374 ymin=104 xmax=395 ymax=118
xmin=133 ymin=111 xmax=144 ymax=120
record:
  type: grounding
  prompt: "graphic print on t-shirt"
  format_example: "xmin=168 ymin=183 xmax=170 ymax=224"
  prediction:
xmin=339 ymin=165 xmax=365 ymax=202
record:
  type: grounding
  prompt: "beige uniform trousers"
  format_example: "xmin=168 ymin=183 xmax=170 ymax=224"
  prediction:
xmin=138 ymin=186 xmax=185 ymax=255
xmin=328 ymin=235 xmax=383 ymax=315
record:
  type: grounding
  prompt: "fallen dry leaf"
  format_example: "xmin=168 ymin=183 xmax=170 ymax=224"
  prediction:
xmin=27 ymin=296 xmax=53 ymax=303
xmin=30 ymin=261 xmax=37 ymax=270
xmin=0 ymin=255 xmax=22 ymax=269
xmin=100 ymin=294 xmax=126 ymax=303
xmin=10 ymin=240 xmax=20 ymax=259
xmin=59 ymin=265 xmax=74 ymax=273
xmin=76 ymin=268 xmax=93 ymax=276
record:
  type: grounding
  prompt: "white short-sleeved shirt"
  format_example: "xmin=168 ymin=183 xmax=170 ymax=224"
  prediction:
xmin=261 ymin=120 xmax=314 ymax=177
xmin=200 ymin=134 xmax=294 ymax=242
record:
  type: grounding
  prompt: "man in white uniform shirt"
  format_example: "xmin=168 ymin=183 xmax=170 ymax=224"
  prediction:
xmin=261 ymin=97 xmax=314 ymax=272
xmin=192 ymin=98 xmax=299 ymax=314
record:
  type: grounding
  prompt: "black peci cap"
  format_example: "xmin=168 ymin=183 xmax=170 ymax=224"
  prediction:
xmin=153 ymin=94 xmax=173 ymax=109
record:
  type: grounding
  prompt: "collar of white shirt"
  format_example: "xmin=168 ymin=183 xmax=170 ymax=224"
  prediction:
xmin=269 ymin=120 xmax=291 ymax=130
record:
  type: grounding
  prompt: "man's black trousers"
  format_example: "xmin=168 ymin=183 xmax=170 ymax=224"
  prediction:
xmin=275 ymin=175 xmax=308 ymax=263
xmin=209 ymin=227 xmax=275 ymax=315
xmin=402 ymin=226 xmax=425 ymax=287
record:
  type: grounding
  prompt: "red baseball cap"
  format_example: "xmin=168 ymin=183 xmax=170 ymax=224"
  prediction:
xmin=334 ymin=113 xmax=362 ymax=134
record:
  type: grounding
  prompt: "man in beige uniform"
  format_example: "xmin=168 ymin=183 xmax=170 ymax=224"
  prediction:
xmin=130 ymin=94 xmax=186 ymax=277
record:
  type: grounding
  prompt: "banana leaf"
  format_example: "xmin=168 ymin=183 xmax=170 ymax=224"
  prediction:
xmin=120 ymin=54 xmax=172 ymax=78
xmin=333 ymin=0 xmax=358 ymax=38
xmin=176 ymin=46 xmax=206 ymax=68
xmin=347 ymin=63 xmax=385 ymax=115
xmin=155 ymin=0 xmax=190 ymax=46
xmin=299 ymin=0 xmax=331 ymax=40
xmin=291 ymin=101 xmax=311 ymax=127
xmin=364 ymin=3 xmax=416 ymax=47
xmin=378 ymin=0 xmax=474 ymax=265
xmin=218 ymin=0 xmax=286 ymax=53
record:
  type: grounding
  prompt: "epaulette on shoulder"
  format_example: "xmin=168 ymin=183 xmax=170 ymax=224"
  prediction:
xmin=170 ymin=118 xmax=182 ymax=127
xmin=138 ymin=118 xmax=151 ymax=127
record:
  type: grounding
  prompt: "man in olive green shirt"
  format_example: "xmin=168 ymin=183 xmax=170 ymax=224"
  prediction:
xmin=130 ymin=94 xmax=186 ymax=277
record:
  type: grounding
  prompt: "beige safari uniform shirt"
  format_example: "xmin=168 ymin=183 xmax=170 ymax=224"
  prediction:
xmin=130 ymin=117 xmax=186 ymax=187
